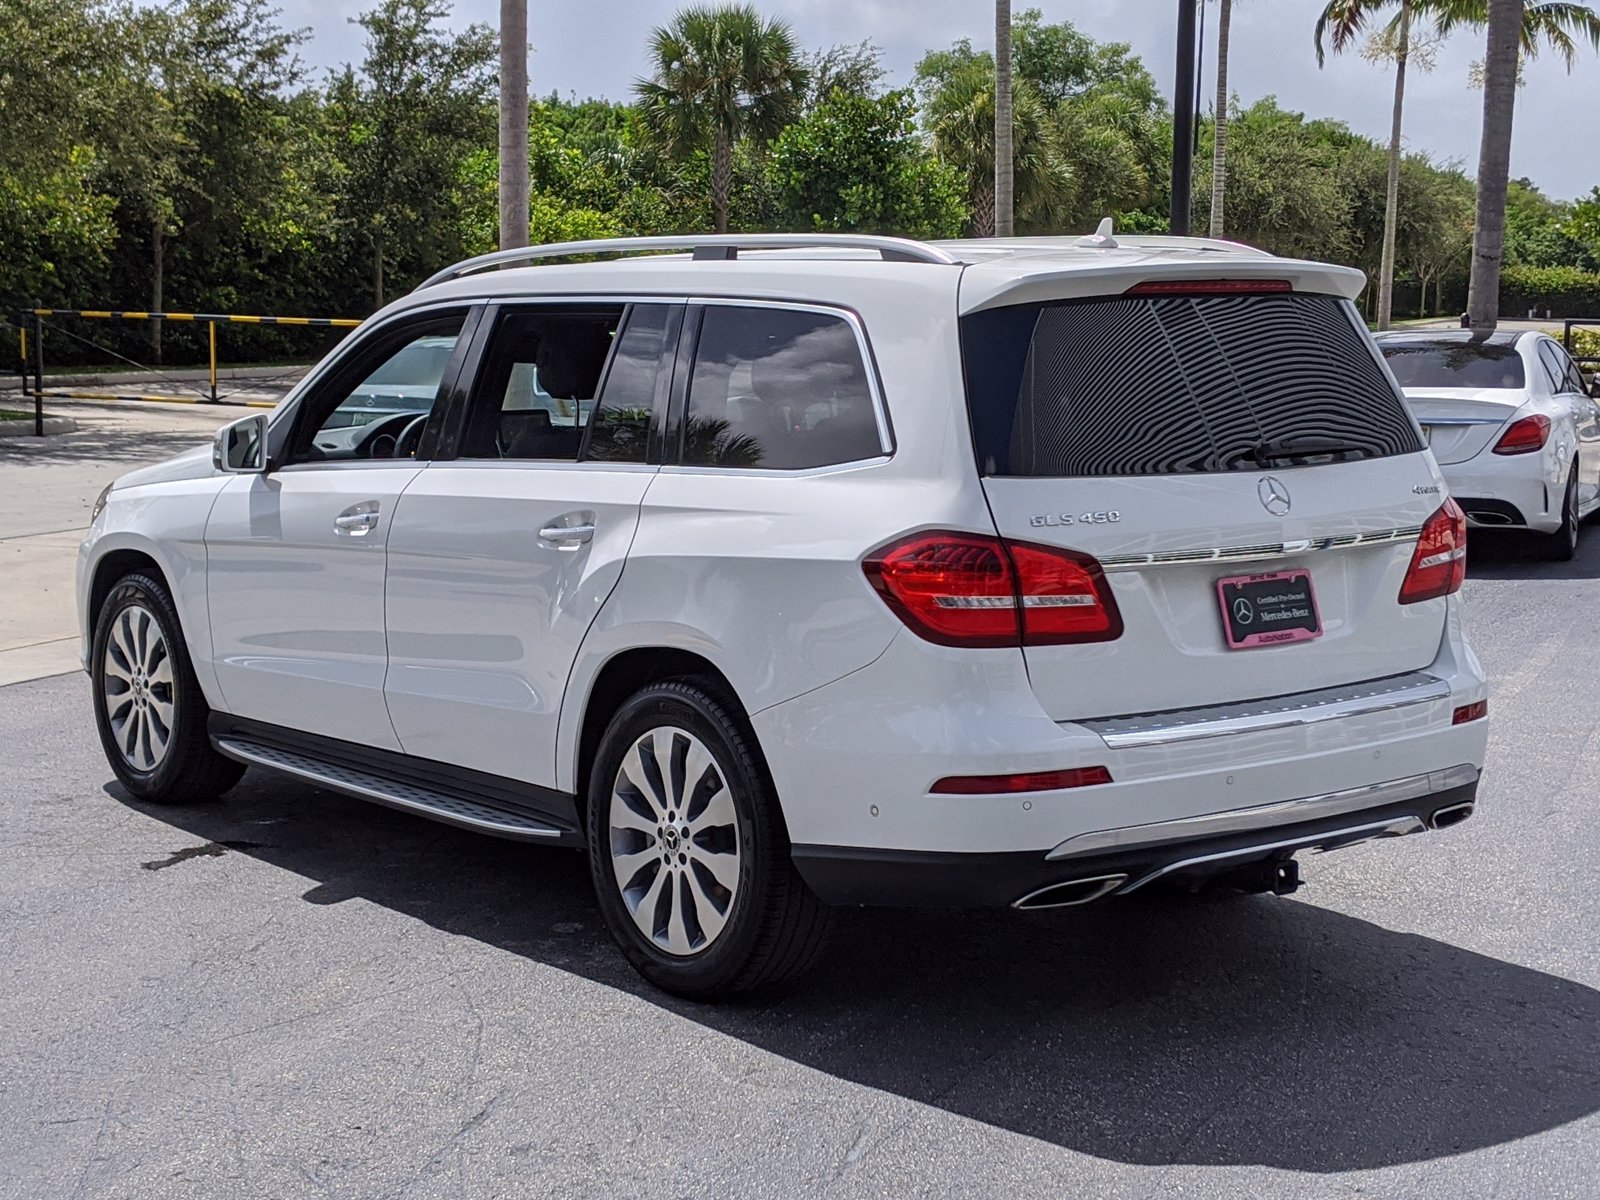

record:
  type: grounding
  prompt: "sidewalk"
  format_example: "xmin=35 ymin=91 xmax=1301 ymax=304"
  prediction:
xmin=0 ymin=399 xmax=240 ymax=685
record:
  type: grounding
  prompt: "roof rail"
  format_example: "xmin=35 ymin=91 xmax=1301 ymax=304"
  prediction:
xmin=416 ymin=233 xmax=959 ymax=290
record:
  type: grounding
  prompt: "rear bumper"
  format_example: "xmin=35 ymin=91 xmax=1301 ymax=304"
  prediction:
xmin=1442 ymin=453 xmax=1561 ymax=532
xmin=793 ymin=768 xmax=1478 ymax=908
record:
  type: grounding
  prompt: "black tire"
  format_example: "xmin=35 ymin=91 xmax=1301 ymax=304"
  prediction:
xmin=1535 ymin=467 xmax=1580 ymax=561
xmin=91 ymin=571 xmax=244 ymax=804
xmin=585 ymin=680 xmax=832 ymax=999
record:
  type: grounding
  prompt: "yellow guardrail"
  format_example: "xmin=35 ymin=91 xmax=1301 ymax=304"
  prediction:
xmin=14 ymin=307 xmax=361 ymax=414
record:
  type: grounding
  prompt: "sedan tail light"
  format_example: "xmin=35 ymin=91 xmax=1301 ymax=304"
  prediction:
xmin=1398 ymin=499 xmax=1467 ymax=604
xmin=863 ymin=531 xmax=1123 ymax=648
xmin=1493 ymin=414 xmax=1551 ymax=455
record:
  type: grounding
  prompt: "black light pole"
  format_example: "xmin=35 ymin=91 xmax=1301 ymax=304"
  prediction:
xmin=1170 ymin=0 xmax=1199 ymax=235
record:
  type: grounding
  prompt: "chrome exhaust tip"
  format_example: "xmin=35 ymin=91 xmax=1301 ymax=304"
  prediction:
xmin=1429 ymin=801 xmax=1475 ymax=830
xmin=1012 ymin=874 xmax=1127 ymax=910
xmin=1466 ymin=511 xmax=1513 ymax=526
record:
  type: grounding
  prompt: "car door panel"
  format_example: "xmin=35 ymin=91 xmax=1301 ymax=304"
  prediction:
xmin=205 ymin=465 xmax=423 ymax=749
xmin=383 ymin=463 xmax=655 ymax=783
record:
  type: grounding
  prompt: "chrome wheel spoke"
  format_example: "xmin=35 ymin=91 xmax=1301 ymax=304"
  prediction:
xmin=684 ymin=864 xmax=731 ymax=944
xmin=608 ymin=723 xmax=741 ymax=958
xmin=691 ymin=846 xmax=739 ymax=894
xmin=688 ymin=784 xmax=734 ymax=836
xmin=663 ymin=873 xmax=694 ymax=955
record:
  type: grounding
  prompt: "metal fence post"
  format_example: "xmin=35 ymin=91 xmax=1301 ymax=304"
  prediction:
xmin=32 ymin=311 xmax=44 ymax=436
xmin=208 ymin=319 xmax=219 ymax=402
xmin=16 ymin=321 xmax=27 ymax=398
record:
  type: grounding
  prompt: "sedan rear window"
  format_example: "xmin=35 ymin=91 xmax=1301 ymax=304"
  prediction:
xmin=962 ymin=292 xmax=1422 ymax=477
xmin=1380 ymin=340 xmax=1526 ymax=390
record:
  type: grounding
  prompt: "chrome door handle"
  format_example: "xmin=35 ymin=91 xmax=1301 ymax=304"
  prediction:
xmin=538 ymin=523 xmax=595 ymax=546
xmin=334 ymin=502 xmax=381 ymax=536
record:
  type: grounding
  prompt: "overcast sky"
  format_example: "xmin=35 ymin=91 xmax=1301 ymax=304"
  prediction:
xmin=270 ymin=0 xmax=1600 ymax=202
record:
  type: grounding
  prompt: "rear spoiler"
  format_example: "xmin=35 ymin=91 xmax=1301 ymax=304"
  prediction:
xmin=957 ymin=256 xmax=1367 ymax=315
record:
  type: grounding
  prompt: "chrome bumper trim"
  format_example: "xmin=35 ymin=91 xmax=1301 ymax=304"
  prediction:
xmin=1045 ymin=764 xmax=1479 ymax=862
xmin=1099 ymin=525 xmax=1422 ymax=572
xmin=1076 ymin=671 xmax=1450 ymax=749
xmin=1118 ymin=816 xmax=1429 ymax=894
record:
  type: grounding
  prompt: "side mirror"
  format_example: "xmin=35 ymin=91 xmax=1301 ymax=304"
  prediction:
xmin=1589 ymin=376 xmax=1600 ymax=401
xmin=214 ymin=413 xmax=269 ymax=474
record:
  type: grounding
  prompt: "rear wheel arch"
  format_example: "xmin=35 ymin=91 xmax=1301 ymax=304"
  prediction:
xmin=574 ymin=648 xmax=757 ymax=827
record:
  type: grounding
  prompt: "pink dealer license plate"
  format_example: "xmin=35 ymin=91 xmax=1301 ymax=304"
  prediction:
xmin=1216 ymin=570 xmax=1322 ymax=649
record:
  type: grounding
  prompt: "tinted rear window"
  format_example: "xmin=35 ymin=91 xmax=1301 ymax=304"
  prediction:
xmin=1380 ymin=340 xmax=1526 ymax=389
xmin=962 ymin=293 xmax=1422 ymax=477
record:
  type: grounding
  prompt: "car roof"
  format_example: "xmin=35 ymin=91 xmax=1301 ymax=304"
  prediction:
xmin=382 ymin=232 xmax=1368 ymax=323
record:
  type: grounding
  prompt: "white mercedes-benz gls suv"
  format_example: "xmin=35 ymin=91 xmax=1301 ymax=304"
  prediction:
xmin=80 ymin=231 xmax=1488 ymax=998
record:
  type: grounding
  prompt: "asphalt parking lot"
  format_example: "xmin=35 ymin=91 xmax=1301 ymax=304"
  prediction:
xmin=3 ymin=416 xmax=1598 ymax=1198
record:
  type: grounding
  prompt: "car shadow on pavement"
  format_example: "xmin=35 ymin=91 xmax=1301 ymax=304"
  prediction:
xmin=110 ymin=772 xmax=1600 ymax=1175
xmin=1465 ymin=518 xmax=1600 ymax=580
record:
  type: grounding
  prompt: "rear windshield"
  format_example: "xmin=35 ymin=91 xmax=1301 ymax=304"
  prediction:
xmin=1379 ymin=340 xmax=1526 ymax=390
xmin=962 ymin=293 xmax=1422 ymax=477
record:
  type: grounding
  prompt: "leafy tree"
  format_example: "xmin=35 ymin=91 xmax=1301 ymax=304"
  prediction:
xmin=326 ymin=0 xmax=495 ymax=308
xmin=799 ymin=41 xmax=886 ymax=109
xmin=769 ymin=89 xmax=966 ymax=238
xmin=635 ymin=4 xmax=808 ymax=234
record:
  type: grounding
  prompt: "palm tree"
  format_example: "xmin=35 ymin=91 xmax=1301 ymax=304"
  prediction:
xmin=635 ymin=4 xmax=807 ymax=233
xmin=1457 ymin=0 xmax=1600 ymax=324
xmin=995 ymin=0 xmax=1014 ymax=237
xmin=923 ymin=60 xmax=1068 ymax=236
xmin=1210 ymin=0 xmax=1234 ymax=238
xmin=1316 ymin=0 xmax=1456 ymax=330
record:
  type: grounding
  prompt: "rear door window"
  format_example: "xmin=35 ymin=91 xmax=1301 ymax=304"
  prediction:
xmin=963 ymin=292 xmax=1421 ymax=477
xmin=682 ymin=305 xmax=884 ymax=470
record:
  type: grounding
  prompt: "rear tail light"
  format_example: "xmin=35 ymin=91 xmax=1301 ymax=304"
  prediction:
xmin=1452 ymin=699 xmax=1488 ymax=724
xmin=863 ymin=531 xmax=1123 ymax=648
xmin=1398 ymin=499 xmax=1467 ymax=604
xmin=1492 ymin=413 xmax=1550 ymax=455
xmin=931 ymin=766 xmax=1113 ymax=794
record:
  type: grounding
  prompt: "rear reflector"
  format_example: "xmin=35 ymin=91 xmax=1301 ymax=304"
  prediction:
xmin=1124 ymin=278 xmax=1293 ymax=296
xmin=863 ymin=531 xmax=1122 ymax=647
xmin=931 ymin=766 xmax=1113 ymax=795
xmin=1452 ymin=699 xmax=1488 ymax=724
xmin=1492 ymin=413 xmax=1551 ymax=455
xmin=1399 ymin=499 xmax=1467 ymax=604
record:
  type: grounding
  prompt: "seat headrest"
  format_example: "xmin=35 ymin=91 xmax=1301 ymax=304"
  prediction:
xmin=535 ymin=320 xmax=614 ymax=400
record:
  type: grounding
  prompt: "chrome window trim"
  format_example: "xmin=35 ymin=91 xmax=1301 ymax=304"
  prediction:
xmin=1046 ymin=764 xmax=1478 ymax=862
xmin=1072 ymin=671 xmax=1450 ymax=748
xmin=1098 ymin=524 xmax=1422 ymax=572
xmin=685 ymin=295 xmax=895 ymax=460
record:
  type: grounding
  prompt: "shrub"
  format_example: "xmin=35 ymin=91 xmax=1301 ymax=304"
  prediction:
xmin=1500 ymin=265 xmax=1600 ymax=317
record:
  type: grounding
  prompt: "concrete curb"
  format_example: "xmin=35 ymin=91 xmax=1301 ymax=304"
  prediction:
xmin=0 ymin=416 xmax=77 ymax=437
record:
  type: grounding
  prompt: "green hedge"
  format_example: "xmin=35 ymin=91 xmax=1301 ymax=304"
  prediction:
xmin=1500 ymin=265 xmax=1600 ymax=317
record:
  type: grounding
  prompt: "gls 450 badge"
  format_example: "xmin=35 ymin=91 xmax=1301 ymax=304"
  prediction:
xmin=1030 ymin=511 xmax=1121 ymax=528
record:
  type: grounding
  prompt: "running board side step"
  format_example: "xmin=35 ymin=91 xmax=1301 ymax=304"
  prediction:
xmin=215 ymin=737 xmax=569 ymax=843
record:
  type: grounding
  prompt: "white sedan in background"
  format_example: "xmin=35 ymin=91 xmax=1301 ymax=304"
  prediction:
xmin=1376 ymin=329 xmax=1600 ymax=559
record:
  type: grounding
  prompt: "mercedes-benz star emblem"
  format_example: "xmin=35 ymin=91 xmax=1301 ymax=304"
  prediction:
xmin=1233 ymin=597 xmax=1255 ymax=625
xmin=1258 ymin=475 xmax=1292 ymax=516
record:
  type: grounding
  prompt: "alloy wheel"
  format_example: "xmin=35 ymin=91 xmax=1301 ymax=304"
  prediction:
xmin=607 ymin=725 xmax=742 ymax=957
xmin=102 ymin=603 xmax=175 ymax=772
